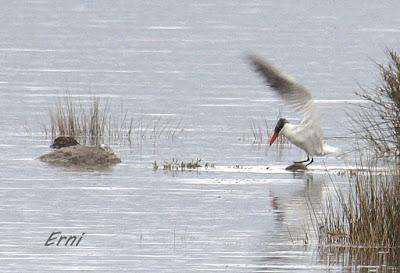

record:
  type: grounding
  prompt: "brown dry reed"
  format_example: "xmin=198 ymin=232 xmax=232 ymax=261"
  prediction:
xmin=46 ymin=96 xmax=132 ymax=146
xmin=247 ymin=117 xmax=289 ymax=145
xmin=354 ymin=49 xmax=400 ymax=159
xmin=316 ymin=50 xmax=400 ymax=269
xmin=319 ymin=162 xmax=400 ymax=248
xmin=43 ymin=95 xmax=184 ymax=146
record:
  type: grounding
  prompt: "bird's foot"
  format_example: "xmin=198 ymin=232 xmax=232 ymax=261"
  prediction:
xmin=293 ymin=155 xmax=310 ymax=164
xmin=285 ymin=162 xmax=308 ymax=172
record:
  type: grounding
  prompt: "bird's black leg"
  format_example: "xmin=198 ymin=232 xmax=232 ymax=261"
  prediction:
xmin=294 ymin=154 xmax=310 ymax=164
xmin=305 ymin=157 xmax=314 ymax=167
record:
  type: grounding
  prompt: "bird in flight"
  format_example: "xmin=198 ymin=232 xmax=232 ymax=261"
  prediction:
xmin=248 ymin=55 xmax=340 ymax=167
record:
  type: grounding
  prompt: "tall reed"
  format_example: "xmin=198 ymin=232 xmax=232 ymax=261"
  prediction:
xmin=319 ymin=163 xmax=400 ymax=248
xmin=47 ymin=96 xmax=129 ymax=145
xmin=353 ymin=49 xmax=400 ymax=160
xmin=317 ymin=50 xmax=400 ymax=269
xmin=44 ymin=95 xmax=184 ymax=146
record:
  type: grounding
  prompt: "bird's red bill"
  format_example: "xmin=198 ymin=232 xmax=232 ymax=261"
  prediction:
xmin=270 ymin=133 xmax=278 ymax=146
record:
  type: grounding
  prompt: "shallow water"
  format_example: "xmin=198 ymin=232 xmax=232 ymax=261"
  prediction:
xmin=1 ymin=1 xmax=400 ymax=272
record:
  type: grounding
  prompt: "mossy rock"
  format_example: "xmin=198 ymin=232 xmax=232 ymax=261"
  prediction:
xmin=38 ymin=145 xmax=121 ymax=168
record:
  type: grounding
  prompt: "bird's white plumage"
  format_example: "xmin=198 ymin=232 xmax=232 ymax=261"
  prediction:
xmin=249 ymin=55 xmax=340 ymax=156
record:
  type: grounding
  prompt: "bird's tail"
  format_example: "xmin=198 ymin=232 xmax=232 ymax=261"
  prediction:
xmin=322 ymin=144 xmax=342 ymax=156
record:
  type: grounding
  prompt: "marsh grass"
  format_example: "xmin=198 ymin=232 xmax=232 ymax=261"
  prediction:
xmin=45 ymin=96 xmax=126 ymax=145
xmin=245 ymin=117 xmax=289 ymax=146
xmin=106 ymin=104 xmax=134 ymax=142
xmin=319 ymin=246 xmax=400 ymax=272
xmin=353 ymin=49 xmax=400 ymax=159
xmin=318 ymin=162 xmax=400 ymax=248
xmin=314 ymin=159 xmax=400 ymax=271
xmin=153 ymin=158 xmax=216 ymax=174
xmin=316 ymin=50 xmax=400 ymax=270
xmin=43 ymin=95 xmax=184 ymax=146
xmin=162 ymin=158 xmax=202 ymax=171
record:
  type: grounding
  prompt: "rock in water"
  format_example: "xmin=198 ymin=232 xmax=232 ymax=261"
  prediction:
xmin=285 ymin=162 xmax=307 ymax=172
xmin=38 ymin=145 xmax=121 ymax=168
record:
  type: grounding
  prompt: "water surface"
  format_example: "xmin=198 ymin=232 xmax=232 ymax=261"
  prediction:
xmin=1 ymin=1 xmax=400 ymax=272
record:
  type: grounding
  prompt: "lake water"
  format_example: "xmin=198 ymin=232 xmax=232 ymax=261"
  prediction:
xmin=1 ymin=1 xmax=400 ymax=272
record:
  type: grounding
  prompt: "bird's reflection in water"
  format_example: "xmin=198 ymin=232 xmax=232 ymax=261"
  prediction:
xmin=270 ymin=194 xmax=284 ymax=223
xmin=253 ymin=172 xmax=322 ymax=272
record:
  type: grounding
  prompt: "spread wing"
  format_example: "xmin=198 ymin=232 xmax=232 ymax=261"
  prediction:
xmin=248 ymin=54 xmax=323 ymax=141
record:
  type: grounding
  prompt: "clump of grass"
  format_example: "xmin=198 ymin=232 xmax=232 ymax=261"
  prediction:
xmin=162 ymin=158 xmax=202 ymax=171
xmin=44 ymin=95 xmax=133 ymax=146
xmin=315 ymin=158 xmax=400 ymax=270
xmin=316 ymin=50 xmax=400 ymax=269
xmin=319 ymin=163 xmax=400 ymax=247
xmin=43 ymin=96 xmax=184 ymax=147
xmin=354 ymin=49 xmax=400 ymax=160
xmin=249 ymin=118 xmax=268 ymax=144
xmin=149 ymin=117 xmax=183 ymax=141
xmin=245 ymin=117 xmax=289 ymax=145
xmin=128 ymin=116 xmax=185 ymax=146
xmin=154 ymin=158 xmax=215 ymax=172
xmin=106 ymin=104 xmax=134 ymax=142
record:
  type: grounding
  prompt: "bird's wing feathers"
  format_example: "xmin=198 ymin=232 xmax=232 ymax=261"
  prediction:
xmin=248 ymin=54 xmax=323 ymax=140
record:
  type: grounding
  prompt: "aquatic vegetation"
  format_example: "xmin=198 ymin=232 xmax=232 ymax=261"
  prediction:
xmin=149 ymin=117 xmax=184 ymax=141
xmin=154 ymin=158 xmax=215 ymax=172
xmin=316 ymin=50 xmax=400 ymax=270
xmin=319 ymin=245 xmax=400 ymax=272
xmin=43 ymin=95 xmax=132 ymax=146
xmin=152 ymin=161 xmax=159 ymax=171
xmin=42 ymin=95 xmax=185 ymax=146
xmin=163 ymin=158 xmax=202 ymax=171
xmin=319 ymin=164 xmax=400 ymax=247
xmin=246 ymin=117 xmax=289 ymax=146
xmin=314 ymin=161 xmax=400 ymax=271
xmin=353 ymin=49 xmax=400 ymax=160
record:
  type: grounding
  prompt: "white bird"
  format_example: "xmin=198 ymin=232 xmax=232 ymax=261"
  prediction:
xmin=248 ymin=54 xmax=340 ymax=166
